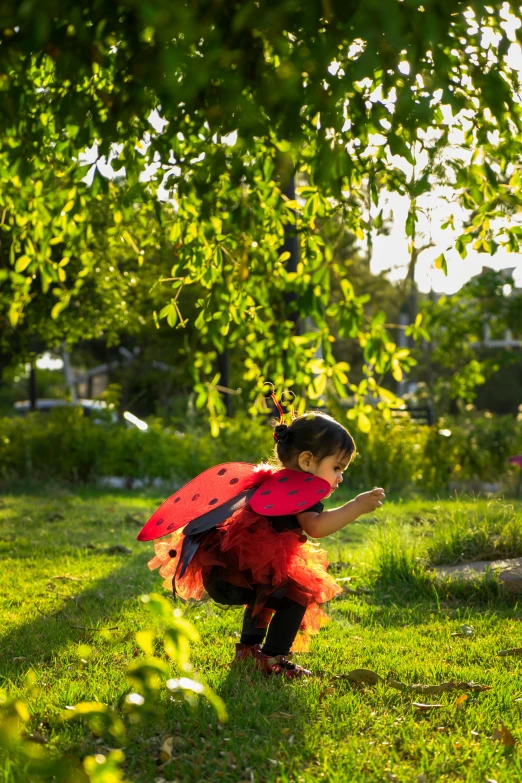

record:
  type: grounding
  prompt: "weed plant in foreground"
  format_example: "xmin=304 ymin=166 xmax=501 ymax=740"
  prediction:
xmin=1 ymin=492 xmax=522 ymax=782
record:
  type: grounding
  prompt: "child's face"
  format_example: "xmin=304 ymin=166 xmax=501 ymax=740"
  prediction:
xmin=298 ymin=451 xmax=350 ymax=494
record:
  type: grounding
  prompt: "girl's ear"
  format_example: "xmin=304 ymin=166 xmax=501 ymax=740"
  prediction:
xmin=297 ymin=451 xmax=315 ymax=472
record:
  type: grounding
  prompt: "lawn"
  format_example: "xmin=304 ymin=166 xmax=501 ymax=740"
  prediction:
xmin=1 ymin=489 xmax=522 ymax=782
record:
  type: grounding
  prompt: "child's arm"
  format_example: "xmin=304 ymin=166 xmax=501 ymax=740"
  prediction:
xmin=297 ymin=488 xmax=385 ymax=539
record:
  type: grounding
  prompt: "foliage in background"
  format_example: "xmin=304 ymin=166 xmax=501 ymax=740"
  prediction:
xmin=2 ymin=3 xmax=522 ymax=428
xmin=0 ymin=593 xmax=225 ymax=783
xmin=419 ymin=269 xmax=522 ymax=410
xmin=1 ymin=407 xmax=522 ymax=493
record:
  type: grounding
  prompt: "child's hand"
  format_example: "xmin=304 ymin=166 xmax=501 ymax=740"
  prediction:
xmin=354 ymin=487 xmax=385 ymax=515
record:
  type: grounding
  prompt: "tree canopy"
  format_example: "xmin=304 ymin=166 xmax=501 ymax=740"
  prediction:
xmin=1 ymin=1 xmax=522 ymax=429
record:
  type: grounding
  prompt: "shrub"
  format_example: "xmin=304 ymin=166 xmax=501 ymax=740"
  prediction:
xmin=0 ymin=407 xmax=521 ymax=492
xmin=0 ymin=412 xmax=275 ymax=488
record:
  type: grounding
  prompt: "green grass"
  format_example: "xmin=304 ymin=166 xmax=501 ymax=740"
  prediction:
xmin=1 ymin=490 xmax=522 ymax=782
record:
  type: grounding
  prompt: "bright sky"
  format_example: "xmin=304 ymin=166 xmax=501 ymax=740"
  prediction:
xmin=371 ymin=189 xmax=522 ymax=295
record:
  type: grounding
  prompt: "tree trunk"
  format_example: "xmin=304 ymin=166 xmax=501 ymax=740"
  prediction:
xmin=29 ymin=361 xmax=37 ymax=411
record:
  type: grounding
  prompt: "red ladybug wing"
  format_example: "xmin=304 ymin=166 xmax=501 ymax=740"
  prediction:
xmin=250 ymin=469 xmax=330 ymax=516
xmin=137 ymin=462 xmax=256 ymax=541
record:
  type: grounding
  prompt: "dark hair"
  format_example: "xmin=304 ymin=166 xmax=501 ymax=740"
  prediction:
xmin=273 ymin=411 xmax=356 ymax=467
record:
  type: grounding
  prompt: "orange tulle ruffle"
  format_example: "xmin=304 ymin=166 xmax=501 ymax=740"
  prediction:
xmin=148 ymin=504 xmax=341 ymax=651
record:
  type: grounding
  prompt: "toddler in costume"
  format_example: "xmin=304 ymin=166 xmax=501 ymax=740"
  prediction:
xmin=141 ymin=406 xmax=385 ymax=679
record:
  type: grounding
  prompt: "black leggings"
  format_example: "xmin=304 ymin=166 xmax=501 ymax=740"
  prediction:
xmin=240 ymin=595 xmax=306 ymax=657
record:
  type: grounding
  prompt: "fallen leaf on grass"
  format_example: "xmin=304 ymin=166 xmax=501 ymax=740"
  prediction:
xmin=336 ymin=670 xmax=490 ymax=694
xmin=269 ymin=711 xmax=293 ymax=719
xmin=388 ymin=679 xmax=491 ymax=694
xmin=160 ymin=737 xmax=174 ymax=761
xmin=451 ymin=624 xmax=475 ymax=638
xmin=455 ymin=694 xmax=468 ymax=710
xmin=492 ymin=725 xmax=517 ymax=746
xmin=336 ymin=669 xmax=383 ymax=685
xmin=497 ymin=647 xmax=522 ymax=657
xmin=413 ymin=702 xmax=442 ymax=711
xmin=50 ymin=574 xmax=80 ymax=582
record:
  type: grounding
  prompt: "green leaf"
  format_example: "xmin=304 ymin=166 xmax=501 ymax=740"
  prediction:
xmin=14 ymin=255 xmax=31 ymax=273
xmin=357 ymin=411 xmax=371 ymax=433
xmin=167 ymin=305 xmax=177 ymax=328
xmin=388 ymin=134 xmax=414 ymax=165
xmin=405 ymin=208 xmax=416 ymax=238
xmin=434 ymin=253 xmax=447 ymax=275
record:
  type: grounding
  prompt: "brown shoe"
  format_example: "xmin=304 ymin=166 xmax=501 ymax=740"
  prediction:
xmin=254 ymin=649 xmax=312 ymax=678
xmin=231 ymin=642 xmax=262 ymax=665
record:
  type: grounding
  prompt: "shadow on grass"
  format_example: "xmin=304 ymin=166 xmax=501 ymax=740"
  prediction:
xmin=327 ymin=576 xmax=520 ymax=636
xmin=0 ymin=554 xmax=156 ymax=676
xmin=136 ymin=664 xmax=319 ymax=783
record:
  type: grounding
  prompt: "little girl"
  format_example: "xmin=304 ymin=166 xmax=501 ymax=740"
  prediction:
xmin=146 ymin=411 xmax=385 ymax=678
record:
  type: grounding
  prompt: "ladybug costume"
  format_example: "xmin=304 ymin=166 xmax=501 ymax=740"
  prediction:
xmin=139 ymin=460 xmax=341 ymax=654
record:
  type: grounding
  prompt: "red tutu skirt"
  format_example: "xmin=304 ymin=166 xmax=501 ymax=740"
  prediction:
xmin=148 ymin=505 xmax=342 ymax=651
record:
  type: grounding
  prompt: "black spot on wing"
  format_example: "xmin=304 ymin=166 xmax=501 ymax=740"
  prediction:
xmin=183 ymin=489 xmax=255 ymax=536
